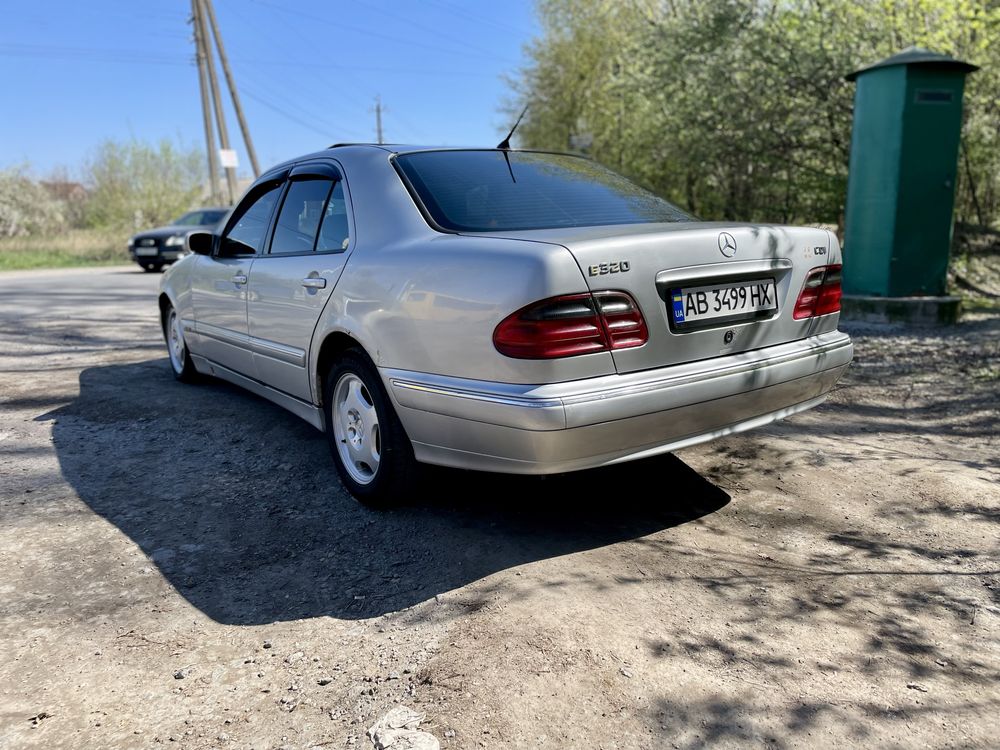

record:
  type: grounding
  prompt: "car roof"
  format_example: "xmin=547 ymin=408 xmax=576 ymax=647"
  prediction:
xmin=257 ymin=144 xmax=586 ymax=181
xmin=328 ymin=143 xmax=469 ymax=153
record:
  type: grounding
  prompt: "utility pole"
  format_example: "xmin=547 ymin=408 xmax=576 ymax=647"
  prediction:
xmin=195 ymin=0 xmax=237 ymax=205
xmin=202 ymin=0 xmax=260 ymax=178
xmin=192 ymin=0 xmax=220 ymax=204
xmin=373 ymin=95 xmax=384 ymax=145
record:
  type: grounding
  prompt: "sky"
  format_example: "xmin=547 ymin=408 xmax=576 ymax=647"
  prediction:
xmin=0 ymin=0 xmax=539 ymax=179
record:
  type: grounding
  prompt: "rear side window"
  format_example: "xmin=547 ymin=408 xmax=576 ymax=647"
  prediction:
xmin=395 ymin=150 xmax=694 ymax=232
xmin=270 ymin=179 xmax=334 ymax=255
xmin=315 ymin=181 xmax=350 ymax=252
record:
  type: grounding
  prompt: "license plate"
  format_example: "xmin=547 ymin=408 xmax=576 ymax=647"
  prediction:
xmin=671 ymin=278 xmax=777 ymax=326
xmin=135 ymin=247 xmax=159 ymax=256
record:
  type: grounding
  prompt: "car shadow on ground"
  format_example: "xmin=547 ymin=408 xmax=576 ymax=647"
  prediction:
xmin=42 ymin=359 xmax=730 ymax=625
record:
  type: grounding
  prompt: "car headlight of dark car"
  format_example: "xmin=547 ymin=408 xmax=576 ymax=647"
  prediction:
xmin=164 ymin=235 xmax=186 ymax=247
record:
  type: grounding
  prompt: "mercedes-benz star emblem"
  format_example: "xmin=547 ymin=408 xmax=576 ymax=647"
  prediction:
xmin=718 ymin=232 xmax=737 ymax=257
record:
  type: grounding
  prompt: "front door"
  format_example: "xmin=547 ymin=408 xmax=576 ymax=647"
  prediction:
xmin=247 ymin=166 xmax=353 ymax=402
xmin=190 ymin=182 xmax=283 ymax=376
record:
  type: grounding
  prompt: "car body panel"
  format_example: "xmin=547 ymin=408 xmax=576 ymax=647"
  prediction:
xmin=465 ymin=222 xmax=842 ymax=374
xmin=386 ymin=331 xmax=852 ymax=473
xmin=247 ymin=253 xmax=347 ymax=401
xmin=314 ymin=233 xmax=617 ymax=392
xmin=188 ymin=254 xmax=255 ymax=377
xmin=301 ymin=147 xmax=619 ymax=393
xmin=160 ymin=144 xmax=853 ymax=477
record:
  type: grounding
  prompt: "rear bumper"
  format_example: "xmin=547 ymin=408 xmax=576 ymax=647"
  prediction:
xmin=382 ymin=331 xmax=853 ymax=474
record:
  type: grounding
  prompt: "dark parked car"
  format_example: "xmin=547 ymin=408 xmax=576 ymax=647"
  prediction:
xmin=128 ymin=207 xmax=230 ymax=272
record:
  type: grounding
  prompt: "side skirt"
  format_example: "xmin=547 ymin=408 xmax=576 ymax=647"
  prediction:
xmin=190 ymin=354 xmax=325 ymax=432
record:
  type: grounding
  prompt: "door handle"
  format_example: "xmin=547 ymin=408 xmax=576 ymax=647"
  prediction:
xmin=301 ymin=277 xmax=327 ymax=289
xmin=231 ymin=274 xmax=248 ymax=285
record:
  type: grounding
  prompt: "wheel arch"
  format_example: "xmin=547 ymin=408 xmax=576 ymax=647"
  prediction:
xmin=157 ymin=292 xmax=175 ymax=333
xmin=314 ymin=330 xmax=371 ymax=406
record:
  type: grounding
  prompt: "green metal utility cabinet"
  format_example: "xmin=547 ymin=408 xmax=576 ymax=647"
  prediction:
xmin=843 ymin=47 xmax=978 ymax=298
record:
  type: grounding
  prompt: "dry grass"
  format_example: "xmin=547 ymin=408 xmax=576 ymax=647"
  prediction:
xmin=0 ymin=229 xmax=130 ymax=271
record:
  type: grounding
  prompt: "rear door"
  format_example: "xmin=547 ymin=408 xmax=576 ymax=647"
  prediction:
xmin=190 ymin=178 xmax=284 ymax=376
xmin=246 ymin=162 xmax=353 ymax=402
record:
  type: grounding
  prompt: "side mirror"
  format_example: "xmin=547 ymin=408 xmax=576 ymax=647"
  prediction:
xmin=186 ymin=230 xmax=214 ymax=256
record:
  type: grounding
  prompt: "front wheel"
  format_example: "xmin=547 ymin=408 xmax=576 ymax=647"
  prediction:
xmin=324 ymin=349 xmax=418 ymax=507
xmin=163 ymin=303 xmax=199 ymax=382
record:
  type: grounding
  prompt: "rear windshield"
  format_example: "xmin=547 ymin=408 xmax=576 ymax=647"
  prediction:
xmin=395 ymin=150 xmax=694 ymax=232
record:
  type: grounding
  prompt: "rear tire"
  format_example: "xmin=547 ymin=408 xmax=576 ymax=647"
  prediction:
xmin=323 ymin=348 xmax=418 ymax=507
xmin=163 ymin=303 xmax=199 ymax=383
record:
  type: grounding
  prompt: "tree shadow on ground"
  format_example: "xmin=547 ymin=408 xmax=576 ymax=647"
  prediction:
xmin=40 ymin=358 xmax=730 ymax=624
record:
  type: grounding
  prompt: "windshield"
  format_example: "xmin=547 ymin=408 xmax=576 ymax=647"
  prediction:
xmin=174 ymin=209 xmax=227 ymax=226
xmin=395 ymin=150 xmax=694 ymax=232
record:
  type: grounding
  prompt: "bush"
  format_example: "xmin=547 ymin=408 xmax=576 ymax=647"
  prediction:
xmin=0 ymin=165 xmax=66 ymax=237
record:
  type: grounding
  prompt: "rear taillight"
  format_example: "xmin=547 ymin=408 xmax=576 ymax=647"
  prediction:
xmin=793 ymin=264 xmax=842 ymax=320
xmin=493 ymin=291 xmax=648 ymax=359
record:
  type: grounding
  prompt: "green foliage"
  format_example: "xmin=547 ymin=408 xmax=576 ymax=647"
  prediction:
xmin=0 ymin=165 xmax=66 ymax=237
xmin=0 ymin=229 xmax=126 ymax=271
xmin=83 ymin=139 xmax=205 ymax=230
xmin=510 ymin=0 xmax=1000 ymax=227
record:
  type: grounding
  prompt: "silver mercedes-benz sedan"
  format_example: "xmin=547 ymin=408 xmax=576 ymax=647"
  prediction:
xmin=159 ymin=145 xmax=852 ymax=504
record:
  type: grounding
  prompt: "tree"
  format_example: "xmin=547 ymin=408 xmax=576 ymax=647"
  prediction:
xmin=83 ymin=139 xmax=205 ymax=230
xmin=510 ymin=0 xmax=1000 ymax=228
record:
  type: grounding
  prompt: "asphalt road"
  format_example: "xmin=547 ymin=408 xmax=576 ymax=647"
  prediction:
xmin=1 ymin=265 xmax=998 ymax=749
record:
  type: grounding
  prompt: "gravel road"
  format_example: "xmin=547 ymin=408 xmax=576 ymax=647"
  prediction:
xmin=1 ymin=266 xmax=997 ymax=749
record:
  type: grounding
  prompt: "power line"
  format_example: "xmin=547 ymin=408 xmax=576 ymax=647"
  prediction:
xmin=237 ymin=73 xmax=365 ymax=139
xmin=422 ymin=0 xmax=537 ymax=39
xmin=248 ymin=0 xmax=520 ymax=65
xmin=349 ymin=0 xmax=509 ymax=61
xmin=240 ymin=87 xmax=352 ymax=142
xmin=0 ymin=43 xmax=188 ymax=66
xmin=0 ymin=44 xmax=502 ymax=76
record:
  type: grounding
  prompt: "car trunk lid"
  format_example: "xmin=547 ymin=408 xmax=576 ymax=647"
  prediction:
xmin=463 ymin=222 xmax=840 ymax=374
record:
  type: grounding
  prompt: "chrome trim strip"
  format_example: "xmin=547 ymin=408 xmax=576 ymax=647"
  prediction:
xmin=185 ymin=321 xmax=305 ymax=366
xmin=193 ymin=320 xmax=251 ymax=348
xmin=248 ymin=336 xmax=306 ymax=367
xmin=388 ymin=332 xmax=851 ymax=410
xmin=655 ymin=258 xmax=793 ymax=287
xmin=388 ymin=380 xmax=563 ymax=409
xmin=561 ymin=335 xmax=851 ymax=406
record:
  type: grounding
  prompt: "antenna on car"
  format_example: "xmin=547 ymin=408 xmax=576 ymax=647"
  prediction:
xmin=498 ymin=105 xmax=528 ymax=183
xmin=497 ymin=105 xmax=528 ymax=150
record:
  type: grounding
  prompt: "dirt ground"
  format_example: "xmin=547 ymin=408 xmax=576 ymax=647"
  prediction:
xmin=1 ymin=266 xmax=997 ymax=749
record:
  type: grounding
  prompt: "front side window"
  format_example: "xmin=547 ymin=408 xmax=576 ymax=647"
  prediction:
xmin=221 ymin=185 xmax=282 ymax=256
xmin=270 ymin=179 xmax=335 ymax=255
xmin=395 ymin=150 xmax=694 ymax=232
